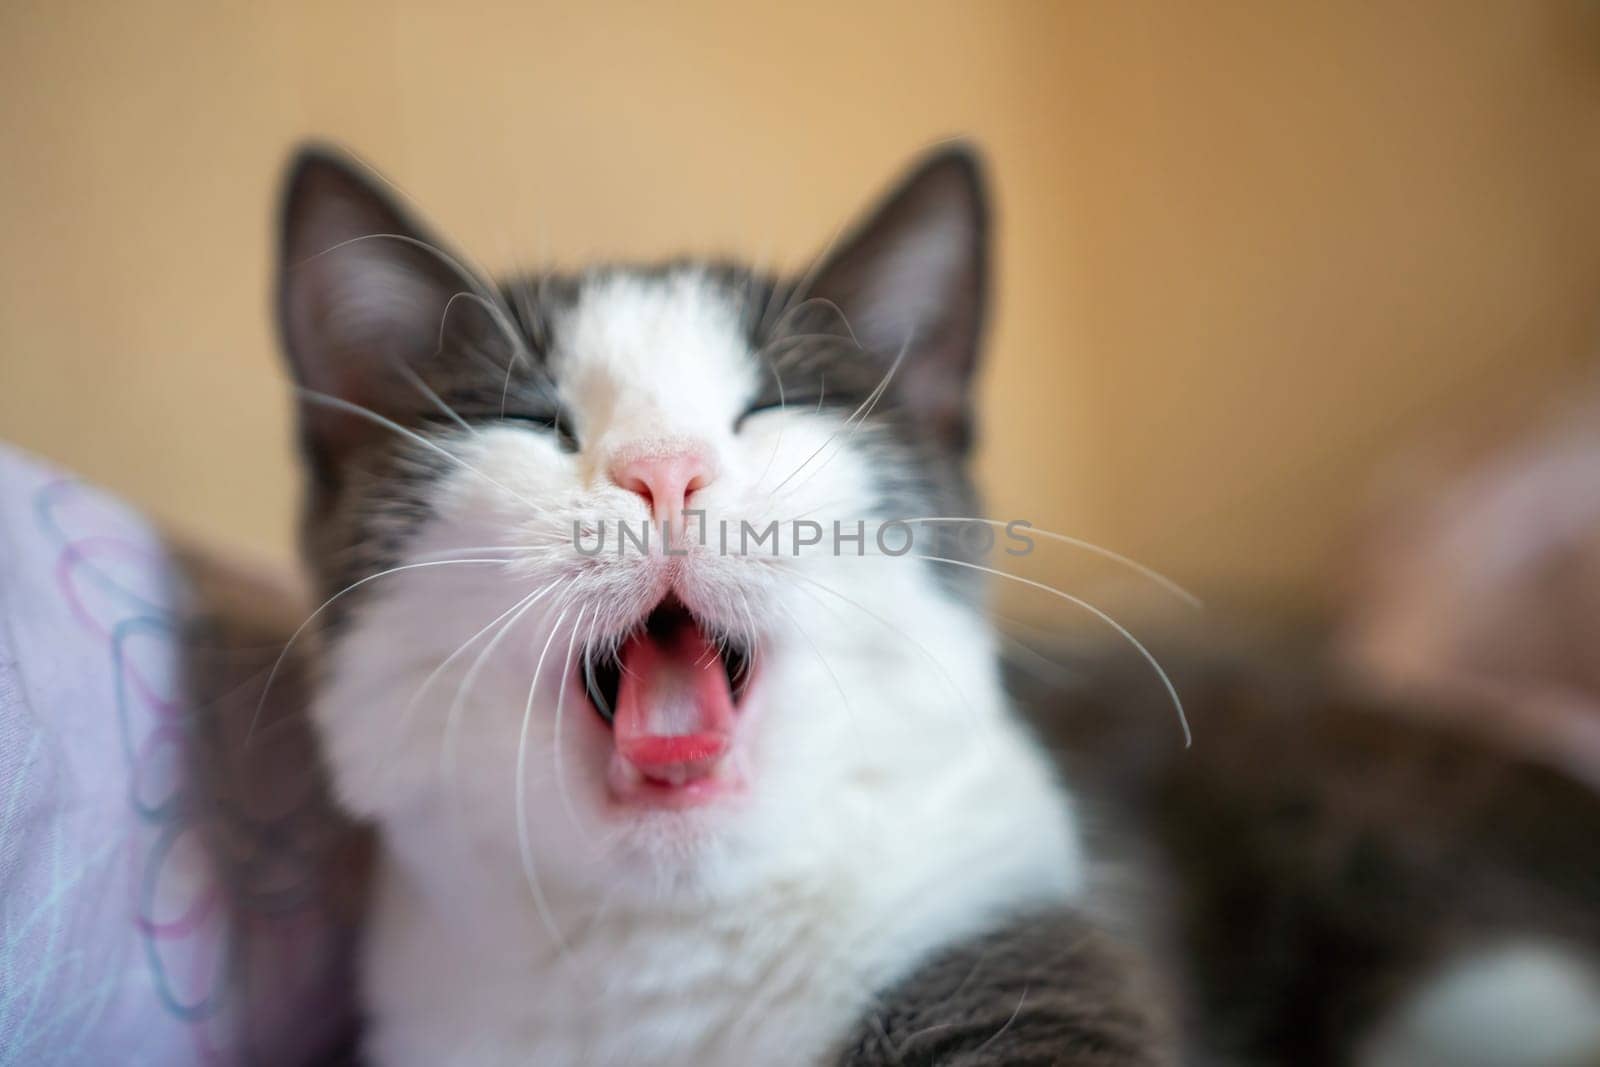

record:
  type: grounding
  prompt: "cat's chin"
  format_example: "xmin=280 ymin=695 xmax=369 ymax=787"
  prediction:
xmin=603 ymin=747 xmax=748 ymax=810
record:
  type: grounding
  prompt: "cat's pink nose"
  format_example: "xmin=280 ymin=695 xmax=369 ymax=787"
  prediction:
xmin=608 ymin=446 xmax=713 ymax=523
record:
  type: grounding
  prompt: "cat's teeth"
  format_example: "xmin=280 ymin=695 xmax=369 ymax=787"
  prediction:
xmin=608 ymin=754 xmax=644 ymax=791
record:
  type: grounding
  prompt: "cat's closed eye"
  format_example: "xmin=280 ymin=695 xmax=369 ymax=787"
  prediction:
xmin=735 ymin=393 xmax=823 ymax=432
xmin=504 ymin=411 xmax=578 ymax=453
xmin=734 ymin=401 xmax=784 ymax=432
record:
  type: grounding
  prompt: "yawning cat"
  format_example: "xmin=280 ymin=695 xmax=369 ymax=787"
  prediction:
xmin=276 ymin=144 xmax=1600 ymax=1066
xmin=278 ymin=144 xmax=1122 ymax=1065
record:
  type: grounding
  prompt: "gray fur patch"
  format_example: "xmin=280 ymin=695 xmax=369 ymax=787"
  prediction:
xmin=836 ymin=909 xmax=1172 ymax=1066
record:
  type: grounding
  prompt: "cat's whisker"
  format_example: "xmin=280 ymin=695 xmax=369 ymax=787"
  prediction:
xmin=432 ymin=289 xmax=522 ymax=370
xmin=734 ymin=585 xmax=761 ymax=680
xmin=752 ymin=350 xmax=788 ymax=488
xmin=753 ymin=268 xmax=796 ymax=341
xmin=770 ymin=515 xmax=1195 ymax=606
xmin=991 ymin=620 xmax=1079 ymax=686
xmin=774 ymin=345 xmax=909 ymax=503
xmin=770 ymin=598 xmax=867 ymax=760
xmin=972 ymin=986 xmax=1029 ymax=1054
xmin=778 ymin=569 xmax=989 ymax=745
xmin=757 ymin=325 xmax=863 ymax=367
xmin=505 ymin=265 xmax=553 ymax=354
xmin=394 ymin=359 xmax=476 ymax=435
xmin=771 ymin=496 xmax=882 ymax=526
xmin=525 ymin=276 xmax=567 ymax=395
xmin=765 ymin=333 xmax=909 ymax=499
xmin=248 ymin=556 xmax=512 ymax=746
xmin=516 ymin=601 xmax=580 ymax=972
xmin=399 ymin=580 xmax=564 ymax=748
xmin=440 ymin=579 xmax=572 ymax=785
xmin=296 ymin=230 xmax=464 ymax=282
xmin=296 ymin=231 xmax=526 ymax=352
xmin=893 ymin=517 xmax=1201 ymax=609
xmin=694 ymin=636 xmax=721 ymax=671
xmin=762 ymin=238 xmax=853 ymax=338
xmin=294 ymin=387 xmax=541 ymax=510
xmin=908 ymin=554 xmax=1191 ymax=747
xmin=454 ymin=337 xmax=521 ymax=383
xmin=551 ymin=605 xmax=596 ymax=833
xmin=409 ymin=546 xmax=525 ymax=561
xmin=500 ymin=346 xmax=524 ymax=419
xmin=410 ymin=543 xmax=567 ymax=562
xmin=474 ymin=285 xmax=569 ymax=431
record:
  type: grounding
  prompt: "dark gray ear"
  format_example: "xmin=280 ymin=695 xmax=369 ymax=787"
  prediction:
xmin=276 ymin=144 xmax=502 ymax=484
xmin=805 ymin=144 xmax=989 ymax=452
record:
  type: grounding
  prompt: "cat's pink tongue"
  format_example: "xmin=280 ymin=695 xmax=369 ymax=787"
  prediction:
xmin=613 ymin=623 xmax=733 ymax=786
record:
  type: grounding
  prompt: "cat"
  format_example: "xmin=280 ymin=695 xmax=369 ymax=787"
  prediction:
xmin=276 ymin=143 xmax=1144 ymax=1065
xmin=275 ymin=143 xmax=1600 ymax=1066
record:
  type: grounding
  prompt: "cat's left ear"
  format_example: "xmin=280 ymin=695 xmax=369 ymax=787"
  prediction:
xmin=276 ymin=144 xmax=505 ymax=488
xmin=805 ymin=144 xmax=990 ymax=452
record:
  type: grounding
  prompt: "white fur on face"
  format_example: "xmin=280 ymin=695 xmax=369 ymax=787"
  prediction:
xmin=312 ymin=268 xmax=1082 ymax=1065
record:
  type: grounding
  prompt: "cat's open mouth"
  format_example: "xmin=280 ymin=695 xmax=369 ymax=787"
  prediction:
xmin=579 ymin=597 xmax=755 ymax=806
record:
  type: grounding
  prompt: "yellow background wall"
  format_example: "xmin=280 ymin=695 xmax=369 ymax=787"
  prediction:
xmin=4 ymin=2 xmax=1598 ymax=606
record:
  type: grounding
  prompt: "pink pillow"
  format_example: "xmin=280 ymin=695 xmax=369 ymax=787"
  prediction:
xmin=0 ymin=444 xmax=360 ymax=1066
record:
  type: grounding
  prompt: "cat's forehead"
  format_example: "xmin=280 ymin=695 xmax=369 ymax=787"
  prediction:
xmin=545 ymin=267 xmax=763 ymax=416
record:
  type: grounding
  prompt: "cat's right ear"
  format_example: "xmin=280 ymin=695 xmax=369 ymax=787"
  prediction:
xmin=276 ymin=145 xmax=500 ymax=485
